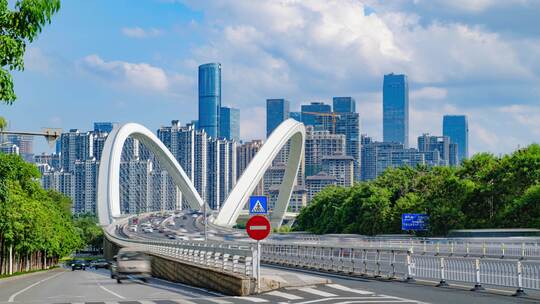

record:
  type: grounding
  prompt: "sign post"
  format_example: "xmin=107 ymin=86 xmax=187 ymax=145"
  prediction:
xmin=246 ymin=215 xmax=271 ymax=293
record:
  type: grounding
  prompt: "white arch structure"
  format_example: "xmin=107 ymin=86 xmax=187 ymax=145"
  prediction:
xmin=96 ymin=119 xmax=305 ymax=228
xmin=97 ymin=123 xmax=206 ymax=226
xmin=214 ymin=119 xmax=305 ymax=228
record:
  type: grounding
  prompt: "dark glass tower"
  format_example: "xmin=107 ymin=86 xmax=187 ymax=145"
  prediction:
xmin=198 ymin=63 xmax=221 ymax=138
xmin=220 ymin=106 xmax=240 ymax=141
xmin=266 ymin=99 xmax=290 ymax=137
xmin=301 ymin=102 xmax=331 ymax=127
xmin=333 ymin=97 xmax=356 ymax=113
xmin=383 ymin=73 xmax=409 ymax=147
xmin=443 ymin=115 xmax=469 ymax=163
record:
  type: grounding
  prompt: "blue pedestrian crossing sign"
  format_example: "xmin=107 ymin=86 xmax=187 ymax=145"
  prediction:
xmin=249 ymin=196 xmax=268 ymax=215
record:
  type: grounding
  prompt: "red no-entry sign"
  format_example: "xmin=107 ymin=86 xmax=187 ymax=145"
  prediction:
xmin=246 ymin=215 xmax=271 ymax=240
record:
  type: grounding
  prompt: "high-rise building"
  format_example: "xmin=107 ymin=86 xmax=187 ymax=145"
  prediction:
xmin=34 ymin=153 xmax=61 ymax=169
xmin=266 ymin=99 xmax=290 ymax=137
xmin=304 ymin=126 xmax=346 ymax=177
xmin=443 ymin=115 xmax=469 ymax=163
xmin=333 ymin=97 xmax=356 ymax=113
xmin=306 ymin=172 xmax=337 ymax=201
xmin=361 ymin=141 xmax=426 ymax=180
xmin=94 ymin=122 xmax=118 ymax=133
xmin=198 ymin=63 xmax=221 ymax=138
xmin=60 ymin=129 xmax=94 ymax=172
xmin=73 ymin=158 xmax=99 ymax=214
xmin=237 ymin=140 xmax=264 ymax=196
xmin=220 ymin=106 xmax=240 ymax=141
xmin=321 ymin=155 xmax=354 ymax=187
xmin=41 ymin=170 xmax=73 ymax=199
xmin=383 ymin=73 xmax=409 ymax=147
xmin=289 ymin=111 xmax=302 ymax=122
xmin=417 ymin=133 xmax=457 ymax=167
xmin=267 ymin=185 xmax=307 ymax=213
xmin=301 ymin=102 xmax=331 ymax=127
xmin=332 ymin=97 xmax=360 ymax=181
xmin=5 ymin=134 xmax=33 ymax=162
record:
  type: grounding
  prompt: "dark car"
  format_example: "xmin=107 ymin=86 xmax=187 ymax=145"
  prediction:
xmin=91 ymin=258 xmax=109 ymax=269
xmin=71 ymin=260 xmax=87 ymax=271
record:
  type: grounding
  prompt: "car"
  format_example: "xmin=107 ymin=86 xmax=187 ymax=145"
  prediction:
xmin=167 ymin=234 xmax=176 ymax=240
xmin=143 ymin=227 xmax=153 ymax=233
xmin=158 ymin=228 xmax=165 ymax=233
xmin=91 ymin=258 xmax=109 ymax=269
xmin=71 ymin=260 xmax=87 ymax=271
xmin=129 ymin=225 xmax=137 ymax=232
xmin=110 ymin=248 xmax=151 ymax=283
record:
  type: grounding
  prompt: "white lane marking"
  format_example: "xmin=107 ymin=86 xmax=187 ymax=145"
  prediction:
xmin=296 ymin=287 xmax=337 ymax=297
xmin=337 ymin=301 xmax=416 ymax=304
xmin=204 ymin=298 xmax=234 ymax=304
xmin=266 ymin=290 xmax=304 ymax=300
xmin=326 ymin=284 xmax=373 ymax=295
xmin=88 ymin=270 xmax=126 ymax=300
xmin=294 ymin=297 xmax=416 ymax=304
xmin=236 ymin=296 xmax=269 ymax=302
xmin=8 ymin=271 xmax=64 ymax=302
xmin=380 ymin=294 xmax=431 ymax=304
xmin=97 ymin=282 xmax=126 ymax=299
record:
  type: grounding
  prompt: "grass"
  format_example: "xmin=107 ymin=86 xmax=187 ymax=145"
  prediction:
xmin=0 ymin=266 xmax=59 ymax=280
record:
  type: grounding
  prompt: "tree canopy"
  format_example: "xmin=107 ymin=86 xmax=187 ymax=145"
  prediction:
xmin=0 ymin=152 xmax=82 ymax=264
xmin=1 ymin=0 xmax=60 ymax=103
xmin=294 ymin=144 xmax=540 ymax=236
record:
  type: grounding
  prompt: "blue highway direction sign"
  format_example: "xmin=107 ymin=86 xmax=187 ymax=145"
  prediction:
xmin=249 ymin=196 xmax=268 ymax=215
xmin=402 ymin=213 xmax=429 ymax=231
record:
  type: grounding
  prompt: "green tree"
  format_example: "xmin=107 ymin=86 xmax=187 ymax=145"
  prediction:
xmin=499 ymin=184 xmax=540 ymax=228
xmin=294 ymin=186 xmax=350 ymax=234
xmin=338 ymin=183 xmax=392 ymax=235
xmin=1 ymin=0 xmax=61 ymax=103
xmin=73 ymin=215 xmax=103 ymax=250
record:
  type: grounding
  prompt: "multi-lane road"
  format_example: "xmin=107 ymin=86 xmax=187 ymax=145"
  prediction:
xmin=2 ymin=265 xmax=538 ymax=304
xmin=2 ymin=212 xmax=538 ymax=304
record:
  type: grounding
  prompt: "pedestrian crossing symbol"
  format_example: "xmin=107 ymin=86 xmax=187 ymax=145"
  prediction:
xmin=249 ymin=196 xmax=268 ymax=214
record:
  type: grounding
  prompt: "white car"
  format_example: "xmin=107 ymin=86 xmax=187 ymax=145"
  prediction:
xmin=129 ymin=226 xmax=137 ymax=232
xmin=143 ymin=227 xmax=153 ymax=233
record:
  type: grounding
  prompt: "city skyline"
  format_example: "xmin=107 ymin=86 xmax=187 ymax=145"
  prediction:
xmin=2 ymin=0 xmax=539 ymax=156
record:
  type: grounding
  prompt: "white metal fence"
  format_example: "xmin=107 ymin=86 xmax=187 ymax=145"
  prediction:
xmin=261 ymin=243 xmax=540 ymax=295
xmin=105 ymin=227 xmax=258 ymax=278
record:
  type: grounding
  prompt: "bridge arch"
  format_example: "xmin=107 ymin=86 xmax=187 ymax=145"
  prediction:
xmin=96 ymin=123 xmax=205 ymax=226
xmin=214 ymin=119 xmax=305 ymax=228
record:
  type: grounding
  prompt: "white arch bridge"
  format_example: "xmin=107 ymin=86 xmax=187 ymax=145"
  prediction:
xmin=96 ymin=118 xmax=305 ymax=228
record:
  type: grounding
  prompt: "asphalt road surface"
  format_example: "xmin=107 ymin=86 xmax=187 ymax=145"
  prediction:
xmin=1 ymin=266 xmax=538 ymax=304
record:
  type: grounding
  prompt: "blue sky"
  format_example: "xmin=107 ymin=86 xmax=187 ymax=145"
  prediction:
xmin=2 ymin=0 xmax=540 ymax=155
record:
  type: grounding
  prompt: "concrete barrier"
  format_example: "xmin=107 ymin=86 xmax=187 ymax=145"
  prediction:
xmin=150 ymin=252 xmax=254 ymax=296
xmin=103 ymin=236 xmax=255 ymax=296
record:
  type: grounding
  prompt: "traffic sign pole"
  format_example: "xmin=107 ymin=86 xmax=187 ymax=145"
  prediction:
xmin=246 ymin=215 xmax=271 ymax=293
xmin=257 ymin=240 xmax=261 ymax=293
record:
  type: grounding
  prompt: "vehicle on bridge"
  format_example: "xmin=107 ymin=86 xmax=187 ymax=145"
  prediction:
xmin=110 ymin=248 xmax=151 ymax=283
xmin=90 ymin=258 xmax=109 ymax=269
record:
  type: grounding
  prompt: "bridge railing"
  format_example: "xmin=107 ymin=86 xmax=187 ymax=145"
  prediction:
xmin=274 ymin=236 xmax=540 ymax=260
xmin=104 ymin=226 xmax=257 ymax=278
xmin=261 ymin=243 xmax=540 ymax=295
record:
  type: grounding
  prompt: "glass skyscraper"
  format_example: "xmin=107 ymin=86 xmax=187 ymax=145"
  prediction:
xmin=443 ymin=115 xmax=469 ymax=163
xmin=266 ymin=99 xmax=290 ymax=137
xmin=198 ymin=63 xmax=221 ymax=138
xmin=383 ymin=73 xmax=409 ymax=147
xmin=301 ymin=102 xmax=331 ymax=127
xmin=333 ymin=97 xmax=356 ymax=113
xmin=220 ymin=106 xmax=240 ymax=142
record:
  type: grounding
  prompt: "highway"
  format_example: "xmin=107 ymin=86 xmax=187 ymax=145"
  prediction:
xmin=1 ymin=265 xmax=537 ymax=304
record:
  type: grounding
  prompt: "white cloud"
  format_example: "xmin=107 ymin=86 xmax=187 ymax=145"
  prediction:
xmin=121 ymin=27 xmax=163 ymax=38
xmin=25 ymin=47 xmax=51 ymax=72
xmin=427 ymin=0 xmax=530 ymax=13
xmin=79 ymin=55 xmax=169 ymax=92
xmin=411 ymin=87 xmax=448 ymax=100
